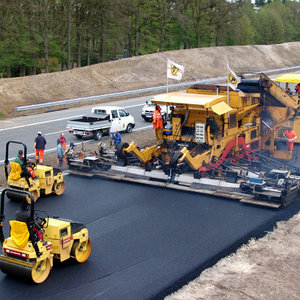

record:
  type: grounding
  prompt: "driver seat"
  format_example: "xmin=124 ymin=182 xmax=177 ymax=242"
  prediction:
xmin=9 ymin=220 xmax=30 ymax=248
xmin=8 ymin=162 xmax=22 ymax=181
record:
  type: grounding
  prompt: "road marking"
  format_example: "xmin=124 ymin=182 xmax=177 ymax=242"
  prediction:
xmin=45 ymin=129 xmax=68 ymax=136
xmin=0 ymin=115 xmax=83 ymax=132
xmin=0 ymin=103 xmax=144 ymax=132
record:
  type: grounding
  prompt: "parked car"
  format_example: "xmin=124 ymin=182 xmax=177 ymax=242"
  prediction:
xmin=141 ymin=99 xmax=167 ymax=122
xmin=67 ymin=106 xmax=135 ymax=140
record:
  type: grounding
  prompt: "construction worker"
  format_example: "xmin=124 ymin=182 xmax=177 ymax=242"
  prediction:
xmin=284 ymin=128 xmax=297 ymax=154
xmin=14 ymin=150 xmax=37 ymax=179
xmin=152 ymin=105 xmax=164 ymax=140
xmin=33 ymin=131 xmax=47 ymax=164
xmin=110 ymin=130 xmax=121 ymax=147
xmin=57 ymin=133 xmax=67 ymax=150
xmin=15 ymin=150 xmax=25 ymax=166
xmin=295 ymin=83 xmax=300 ymax=103
xmin=57 ymin=139 xmax=65 ymax=169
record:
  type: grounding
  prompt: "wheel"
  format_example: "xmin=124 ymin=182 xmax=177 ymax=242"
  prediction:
xmin=126 ymin=124 xmax=133 ymax=133
xmin=53 ymin=181 xmax=65 ymax=195
xmin=116 ymin=142 xmax=129 ymax=159
xmin=93 ymin=130 xmax=102 ymax=140
xmin=71 ymin=238 xmax=91 ymax=263
xmin=31 ymin=258 xmax=51 ymax=284
xmin=29 ymin=190 xmax=39 ymax=203
xmin=169 ymin=151 xmax=183 ymax=167
xmin=75 ymin=134 xmax=83 ymax=139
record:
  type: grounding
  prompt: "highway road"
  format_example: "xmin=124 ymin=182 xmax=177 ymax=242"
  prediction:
xmin=0 ymin=175 xmax=299 ymax=299
xmin=0 ymin=95 xmax=153 ymax=164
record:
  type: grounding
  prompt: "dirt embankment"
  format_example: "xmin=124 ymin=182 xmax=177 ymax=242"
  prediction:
xmin=1 ymin=42 xmax=300 ymax=117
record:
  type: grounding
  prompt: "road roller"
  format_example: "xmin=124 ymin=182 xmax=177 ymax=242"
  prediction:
xmin=0 ymin=188 xmax=91 ymax=283
xmin=5 ymin=141 xmax=65 ymax=202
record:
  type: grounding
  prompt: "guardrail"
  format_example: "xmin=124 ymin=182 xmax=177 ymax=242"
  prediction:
xmin=14 ymin=65 xmax=300 ymax=116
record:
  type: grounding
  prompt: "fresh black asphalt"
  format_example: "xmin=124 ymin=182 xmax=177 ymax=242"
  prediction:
xmin=0 ymin=174 xmax=299 ymax=300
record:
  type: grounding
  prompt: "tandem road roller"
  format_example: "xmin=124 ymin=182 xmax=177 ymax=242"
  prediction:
xmin=0 ymin=188 xmax=91 ymax=283
xmin=5 ymin=141 xmax=65 ymax=202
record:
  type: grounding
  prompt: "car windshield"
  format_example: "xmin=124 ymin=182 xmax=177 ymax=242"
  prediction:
xmin=146 ymin=100 xmax=153 ymax=105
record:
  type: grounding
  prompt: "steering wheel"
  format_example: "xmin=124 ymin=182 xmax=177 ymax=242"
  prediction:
xmin=34 ymin=210 xmax=49 ymax=228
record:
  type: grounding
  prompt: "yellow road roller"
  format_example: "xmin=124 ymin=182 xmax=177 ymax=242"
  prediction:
xmin=0 ymin=188 xmax=91 ymax=283
xmin=5 ymin=141 xmax=65 ymax=202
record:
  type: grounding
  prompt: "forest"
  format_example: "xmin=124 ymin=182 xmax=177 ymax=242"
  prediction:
xmin=0 ymin=0 xmax=299 ymax=77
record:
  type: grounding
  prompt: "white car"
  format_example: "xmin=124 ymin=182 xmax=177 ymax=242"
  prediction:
xmin=141 ymin=99 xmax=167 ymax=122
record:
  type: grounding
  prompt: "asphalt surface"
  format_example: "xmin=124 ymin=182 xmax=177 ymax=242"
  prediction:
xmin=0 ymin=174 xmax=299 ymax=300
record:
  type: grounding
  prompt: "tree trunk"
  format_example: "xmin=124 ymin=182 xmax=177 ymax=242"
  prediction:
xmin=67 ymin=0 xmax=72 ymax=70
xmin=6 ymin=66 xmax=11 ymax=78
xmin=87 ymin=39 xmax=90 ymax=66
xmin=20 ymin=65 xmax=26 ymax=77
xmin=135 ymin=9 xmax=139 ymax=56
xmin=44 ymin=35 xmax=50 ymax=73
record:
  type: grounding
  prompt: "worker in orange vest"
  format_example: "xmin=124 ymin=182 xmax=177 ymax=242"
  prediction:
xmin=152 ymin=105 xmax=164 ymax=140
xmin=284 ymin=128 xmax=297 ymax=154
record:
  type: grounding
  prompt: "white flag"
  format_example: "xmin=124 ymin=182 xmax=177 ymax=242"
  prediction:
xmin=167 ymin=59 xmax=184 ymax=81
xmin=227 ymin=64 xmax=241 ymax=90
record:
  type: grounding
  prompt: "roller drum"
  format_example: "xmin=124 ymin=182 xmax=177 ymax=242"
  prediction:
xmin=0 ymin=255 xmax=51 ymax=284
xmin=0 ymin=255 xmax=33 ymax=281
xmin=6 ymin=190 xmax=28 ymax=202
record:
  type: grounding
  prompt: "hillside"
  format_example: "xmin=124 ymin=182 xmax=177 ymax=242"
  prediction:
xmin=1 ymin=42 xmax=300 ymax=117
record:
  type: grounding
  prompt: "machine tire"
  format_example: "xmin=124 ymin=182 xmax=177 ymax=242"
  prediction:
xmin=126 ymin=123 xmax=133 ymax=133
xmin=53 ymin=181 xmax=65 ymax=195
xmin=116 ymin=142 xmax=129 ymax=159
xmin=31 ymin=258 xmax=52 ymax=284
xmin=29 ymin=190 xmax=39 ymax=203
xmin=169 ymin=151 xmax=183 ymax=167
xmin=75 ymin=134 xmax=83 ymax=139
xmin=93 ymin=130 xmax=103 ymax=140
xmin=71 ymin=238 xmax=92 ymax=263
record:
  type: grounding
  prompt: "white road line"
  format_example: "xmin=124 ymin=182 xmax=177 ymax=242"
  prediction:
xmin=0 ymin=103 xmax=144 ymax=132
xmin=45 ymin=129 xmax=68 ymax=136
xmin=0 ymin=115 xmax=83 ymax=132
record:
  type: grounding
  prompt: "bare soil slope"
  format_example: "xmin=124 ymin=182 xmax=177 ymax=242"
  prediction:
xmin=1 ymin=42 xmax=300 ymax=117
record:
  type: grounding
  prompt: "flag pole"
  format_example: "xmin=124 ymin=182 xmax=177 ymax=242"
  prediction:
xmin=226 ymin=61 xmax=229 ymax=105
xmin=167 ymin=58 xmax=169 ymax=93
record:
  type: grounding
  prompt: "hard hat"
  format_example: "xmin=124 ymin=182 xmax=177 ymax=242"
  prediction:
xmin=38 ymin=131 xmax=42 ymax=135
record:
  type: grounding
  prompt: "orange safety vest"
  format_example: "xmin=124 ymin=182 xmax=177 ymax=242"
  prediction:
xmin=285 ymin=130 xmax=297 ymax=151
xmin=152 ymin=109 xmax=164 ymax=130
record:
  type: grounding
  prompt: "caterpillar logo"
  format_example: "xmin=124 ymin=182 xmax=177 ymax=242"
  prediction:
xmin=228 ymin=72 xmax=238 ymax=84
xmin=171 ymin=64 xmax=180 ymax=77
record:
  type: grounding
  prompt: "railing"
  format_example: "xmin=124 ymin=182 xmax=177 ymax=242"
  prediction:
xmin=14 ymin=65 xmax=300 ymax=116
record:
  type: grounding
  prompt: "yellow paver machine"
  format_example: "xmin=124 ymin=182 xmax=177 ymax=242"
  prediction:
xmin=67 ymin=74 xmax=300 ymax=208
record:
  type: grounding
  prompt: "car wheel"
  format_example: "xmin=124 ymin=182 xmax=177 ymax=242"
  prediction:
xmin=126 ymin=124 xmax=133 ymax=133
xmin=93 ymin=130 xmax=102 ymax=140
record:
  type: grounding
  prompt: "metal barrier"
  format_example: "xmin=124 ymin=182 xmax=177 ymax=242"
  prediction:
xmin=14 ymin=66 xmax=300 ymax=116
